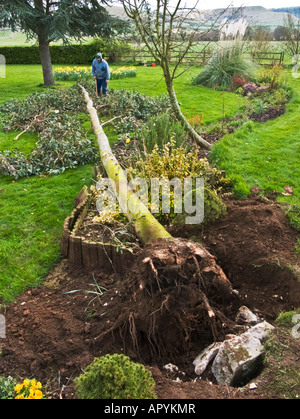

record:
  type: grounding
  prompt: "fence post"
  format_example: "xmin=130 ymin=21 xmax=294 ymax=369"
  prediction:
xmin=0 ymin=54 xmax=6 ymax=78
xmin=0 ymin=314 xmax=6 ymax=338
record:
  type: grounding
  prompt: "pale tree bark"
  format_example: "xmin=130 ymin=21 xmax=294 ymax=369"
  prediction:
xmin=79 ymin=84 xmax=172 ymax=246
xmin=121 ymin=0 xmax=212 ymax=150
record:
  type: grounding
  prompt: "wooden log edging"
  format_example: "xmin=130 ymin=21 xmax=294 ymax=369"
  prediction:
xmin=61 ymin=186 xmax=135 ymax=273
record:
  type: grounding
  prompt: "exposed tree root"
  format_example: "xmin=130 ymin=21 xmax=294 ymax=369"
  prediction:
xmin=97 ymin=238 xmax=238 ymax=360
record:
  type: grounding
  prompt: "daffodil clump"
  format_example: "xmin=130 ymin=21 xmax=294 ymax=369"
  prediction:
xmin=54 ymin=66 xmax=136 ymax=82
xmin=14 ymin=379 xmax=43 ymax=400
xmin=55 ymin=66 xmax=90 ymax=81
xmin=110 ymin=67 xmax=136 ymax=79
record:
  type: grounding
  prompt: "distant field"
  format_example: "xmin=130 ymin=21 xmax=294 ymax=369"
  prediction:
xmin=0 ymin=30 xmax=92 ymax=47
xmin=0 ymin=30 xmax=34 ymax=46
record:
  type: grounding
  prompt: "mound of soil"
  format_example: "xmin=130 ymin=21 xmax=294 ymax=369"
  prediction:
xmin=0 ymin=196 xmax=299 ymax=399
xmin=249 ymin=107 xmax=285 ymax=123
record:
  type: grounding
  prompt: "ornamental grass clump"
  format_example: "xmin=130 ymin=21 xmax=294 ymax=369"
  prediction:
xmin=193 ymin=42 xmax=257 ymax=90
xmin=74 ymin=354 xmax=157 ymax=399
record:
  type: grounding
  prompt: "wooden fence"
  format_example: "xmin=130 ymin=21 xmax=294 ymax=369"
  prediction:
xmin=126 ymin=49 xmax=285 ymax=67
xmin=127 ymin=47 xmax=213 ymax=66
xmin=251 ymin=51 xmax=285 ymax=66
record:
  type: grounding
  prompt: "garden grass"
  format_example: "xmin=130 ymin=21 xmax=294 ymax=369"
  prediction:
xmin=210 ymin=75 xmax=300 ymax=207
xmin=0 ymin=65 xmax=93 ymax=301
xmin=108 ymin=64 xmax=246 ymax=124
xmin=0 ymin=65 xmax=74 ymax=104
xmin=0 ymin=165 xmax=95 ymax=301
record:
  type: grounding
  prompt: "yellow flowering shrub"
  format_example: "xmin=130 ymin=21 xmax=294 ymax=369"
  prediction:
xmin=14 ymin=379 xmax=43 ymax=400
xmin=128 ymin=138 xmax=231 ymax=224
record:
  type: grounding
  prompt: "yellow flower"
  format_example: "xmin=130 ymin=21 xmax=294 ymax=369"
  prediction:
xmin=34 ymin=390 xmax=43 ymax=399
xmin=14 ymin=384 xmax=24 ymax=394
xmin=15 ymin=394 xmax=25 ymax=399
xmin=23 ymin=379 xmax=30 ymax=388
xmin=126 ymin=138 xmax=131 ymax=144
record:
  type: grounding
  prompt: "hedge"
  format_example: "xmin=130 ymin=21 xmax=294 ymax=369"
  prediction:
xmin=0 ymin=39 xmax=132 ymax=65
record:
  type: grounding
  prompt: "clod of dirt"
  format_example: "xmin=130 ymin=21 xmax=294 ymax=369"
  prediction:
xmin=96 ymin=238 xmax=238 ymax=362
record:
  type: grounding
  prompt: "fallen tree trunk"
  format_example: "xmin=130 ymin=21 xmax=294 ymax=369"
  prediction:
xmin=79 ymin=84 xmax=236 ymax=355
xmin=79 ymin=84 xmax=172 ymax=246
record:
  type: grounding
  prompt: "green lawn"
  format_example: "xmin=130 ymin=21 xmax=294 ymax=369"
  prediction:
xmin=0 ymin=66 xmax=90 ymax=301
xmin=0 ymin=166 xmax=95 ymax=301
xmin=210 ymin=75 xmax=300 ymax=207
xmin=0 ymin=65 xmax=73 ymax=104
xmin=108 ymin=64 xmax=246 ymax=124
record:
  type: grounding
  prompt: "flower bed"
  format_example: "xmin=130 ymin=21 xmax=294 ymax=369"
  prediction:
xmin=61 ymin=186 xmax=139 ymax=272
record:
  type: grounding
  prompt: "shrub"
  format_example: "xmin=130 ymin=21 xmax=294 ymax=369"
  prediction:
xmin=0 ymin=376 xmax=17 ymax=400
xmin=0 ymin=38 xmax=132 ymax=65
xmin=232 ymin=74 xmax=247 ymax=89
xmin=129 ymin=138 xmax=231 ymax=224
xmin=257 ymin=63 xmax=285 ymax=89
xmin=0 ymin=113 xmax=97 ymax=178
xmin=74 ymin=354 xmax=157 ymax=399
xmin=93 ymin=87 xmax=172 ymax=134
xmin=193 ymin=43 xmax=257 ymax=90
xmin=242 ymin=83 xmax=269 ymax=95
xmin=136 ymin=112 xmax=188 ymax=153
xmin=0 ymin=88 xmax=97 ymax=178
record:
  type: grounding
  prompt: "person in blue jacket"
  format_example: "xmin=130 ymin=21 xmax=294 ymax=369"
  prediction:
xmin=92 ymin=52 xmax=110 ymax=96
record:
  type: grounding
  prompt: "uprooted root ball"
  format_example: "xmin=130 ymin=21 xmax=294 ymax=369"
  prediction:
xmin=98 ymin=238 xmax=238 ymax=360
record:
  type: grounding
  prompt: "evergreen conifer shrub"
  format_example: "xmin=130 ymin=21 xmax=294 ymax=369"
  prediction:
xmin=74 ymin=354 xmax=157 ymax=399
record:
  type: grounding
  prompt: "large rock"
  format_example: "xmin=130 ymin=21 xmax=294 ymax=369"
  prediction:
xmin=211 ymin=321 xmax=275 ymax=387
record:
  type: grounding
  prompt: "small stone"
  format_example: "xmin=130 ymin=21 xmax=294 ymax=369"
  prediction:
xmin=236 ymin=306 xmax=258 ymax=325
xmin=164 ymin=363 xmax=179 ymax=373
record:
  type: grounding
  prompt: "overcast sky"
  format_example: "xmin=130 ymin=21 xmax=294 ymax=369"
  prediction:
xmin=197 ymin=0 xmax=300 ymax=9
xmin=113 ymin=1 xmax=300 ymax=14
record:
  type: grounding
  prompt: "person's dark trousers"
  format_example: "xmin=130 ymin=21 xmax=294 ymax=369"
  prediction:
xmin=96 ymin=78 xmax=108 ymax=96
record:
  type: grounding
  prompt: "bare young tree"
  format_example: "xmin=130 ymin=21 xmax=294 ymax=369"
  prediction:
xmin=120 ymin=0 xmax=217 ymax=149
xmin=283 ymin=12 xmax=300 ymax=58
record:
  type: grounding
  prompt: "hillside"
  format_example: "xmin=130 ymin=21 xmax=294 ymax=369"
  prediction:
xmin=186 ymin=6 xmax=297 ymax=29
xmin=271 ymin=7 xmax=300 ymax=18
xmin=1 ymin=5 xmax=298 ymax=47
xmin=108 ymin=5 xmax=298 ymax=29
